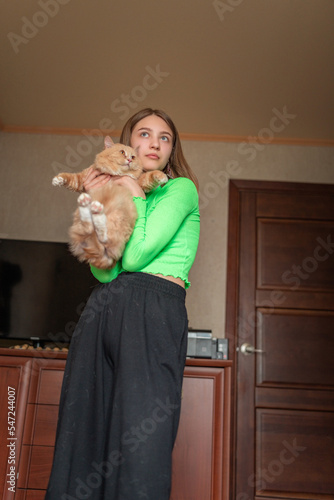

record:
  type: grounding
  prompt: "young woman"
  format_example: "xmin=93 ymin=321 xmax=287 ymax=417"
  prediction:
xmin=45 ymin=108 xmax=200 ymax=500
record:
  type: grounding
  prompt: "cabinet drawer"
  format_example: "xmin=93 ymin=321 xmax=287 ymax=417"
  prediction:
xmin=33 ymin=405 xmax=59 ymax=446
xmin=27 ymin=446 xmax=54 ymax=490
xmin=23 ymin=404 xmax=59 ymax=446
xmin=15 ymin=490 xmax=46 ymax=500
xmin=13 ymin=490 xmax=26 ymax=500
xmin=26 ymin=490 xmax=47 ymax=500
xmin=28 ymin=359 xmax=65 ymax=405
xmin=17 ymin=445 xmax=54 ymax=490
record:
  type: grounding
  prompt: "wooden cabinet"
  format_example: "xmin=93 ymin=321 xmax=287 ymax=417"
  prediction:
xmin=0 ymin=350 xmax=66 ymax=500
xmin=171 ymin=361 xmax=232 ymax=500
xmin=17 ymin=356 xmax=66 ymax=499
xmin=0 ymin=354 xmax=32 ymax=500
xmin=0 ymin=349 xmax=231 ymax=500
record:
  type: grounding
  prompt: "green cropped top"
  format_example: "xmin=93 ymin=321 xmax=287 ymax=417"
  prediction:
xmin=90 ymin=177 xmax=200 ymax=288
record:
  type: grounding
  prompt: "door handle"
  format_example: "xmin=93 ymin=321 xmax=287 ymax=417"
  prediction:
xmin=239 ymin=343 xmax=265 ymax=355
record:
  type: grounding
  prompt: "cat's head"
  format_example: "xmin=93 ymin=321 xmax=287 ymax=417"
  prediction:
xmin=94 ymin=136 xmax=142 ymax=179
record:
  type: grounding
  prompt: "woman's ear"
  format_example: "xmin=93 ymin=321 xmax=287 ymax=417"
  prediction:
xmin=104 ymin=136 xmax=114 ymax=149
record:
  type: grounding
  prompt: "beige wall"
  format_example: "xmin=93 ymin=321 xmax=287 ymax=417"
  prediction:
xmin=1 ymin=132 xmax=334 ymax=337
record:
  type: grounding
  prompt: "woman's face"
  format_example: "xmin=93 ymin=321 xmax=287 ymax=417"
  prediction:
xmin=130 ymin=115 xmax=173 ymax=172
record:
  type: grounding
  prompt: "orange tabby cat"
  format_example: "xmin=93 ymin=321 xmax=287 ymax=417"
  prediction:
xmin=52 ymin=136 xmax=168 ymax=269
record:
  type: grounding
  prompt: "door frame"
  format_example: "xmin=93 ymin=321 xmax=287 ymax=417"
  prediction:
xmin=225 ymin=178 xmax=334 ymax=500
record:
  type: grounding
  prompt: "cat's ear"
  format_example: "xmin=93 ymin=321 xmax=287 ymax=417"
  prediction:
xmin=104 ymin=136 xmax=114 ymax=149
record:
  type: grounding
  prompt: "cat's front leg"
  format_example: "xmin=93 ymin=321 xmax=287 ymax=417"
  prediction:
xmin=52 ymin=169 xmax=88 ymax=192
xmin=139 ymin=171 xmax=168 ymax=193
xmin=52 ymin=172 xmax=78 ymax=190
xmin=91 ymin=201 xmax=108 ymax=243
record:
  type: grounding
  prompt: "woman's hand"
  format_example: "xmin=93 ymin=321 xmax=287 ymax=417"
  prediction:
xmin=112 ymin=176 xmax=146 ymax=199
xmin=83 ymin=167 xmax=112 ymax=191
xmin=83 ymin=168 xmax=145 ymax=198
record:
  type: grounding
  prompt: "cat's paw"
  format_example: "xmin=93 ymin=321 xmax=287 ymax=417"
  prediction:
xmin=153 ymin=171 xmax=168 ymax=185
xmin=77 ymin=193 xmax=93 ymax=224
xmin=52 ymin=175 xmax=65 ymax=187
xmin=90 ymin=200 xmax=104 ymax=214
xmin=78 ymin=193 xmax=92 ymax=207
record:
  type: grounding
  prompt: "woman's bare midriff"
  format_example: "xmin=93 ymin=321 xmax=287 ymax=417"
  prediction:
xmin=150 ymin=273 xmax=185 ymax=288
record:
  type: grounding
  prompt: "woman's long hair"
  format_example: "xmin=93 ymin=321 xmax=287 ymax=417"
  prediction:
xmin=120 ymin=108 xmax=199 ymax=191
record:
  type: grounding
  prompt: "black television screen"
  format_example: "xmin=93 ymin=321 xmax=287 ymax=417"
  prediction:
xmin=0 ymin=238 xmax=97 ymax=344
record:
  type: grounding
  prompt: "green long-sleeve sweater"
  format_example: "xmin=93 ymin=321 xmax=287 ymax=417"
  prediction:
xmin=91 ymin=177 xmax=200 ymax=288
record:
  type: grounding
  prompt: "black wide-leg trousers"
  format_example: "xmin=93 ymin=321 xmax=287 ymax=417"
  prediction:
xmin=45 ymin=272 xmax=188 ymax=500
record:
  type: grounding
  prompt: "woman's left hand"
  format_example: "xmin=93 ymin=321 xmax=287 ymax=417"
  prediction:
xmin=83 ymin=167 xmax=112 ymax=191
xmin=113 ymin=176 xmax=146 ymax=199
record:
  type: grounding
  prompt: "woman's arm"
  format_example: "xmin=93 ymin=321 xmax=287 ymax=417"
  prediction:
xmin=90 ymin=260 xmax=122 ymax=283
xmin=122 ymin=177 xmax=198 ymax=271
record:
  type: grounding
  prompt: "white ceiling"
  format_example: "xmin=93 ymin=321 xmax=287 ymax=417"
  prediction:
xmin=1 ymin=0 xmax=334 ymax=143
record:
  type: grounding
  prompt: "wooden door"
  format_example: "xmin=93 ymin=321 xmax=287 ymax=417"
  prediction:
xmin=226 ymin=180 xmax=334 ymax=500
